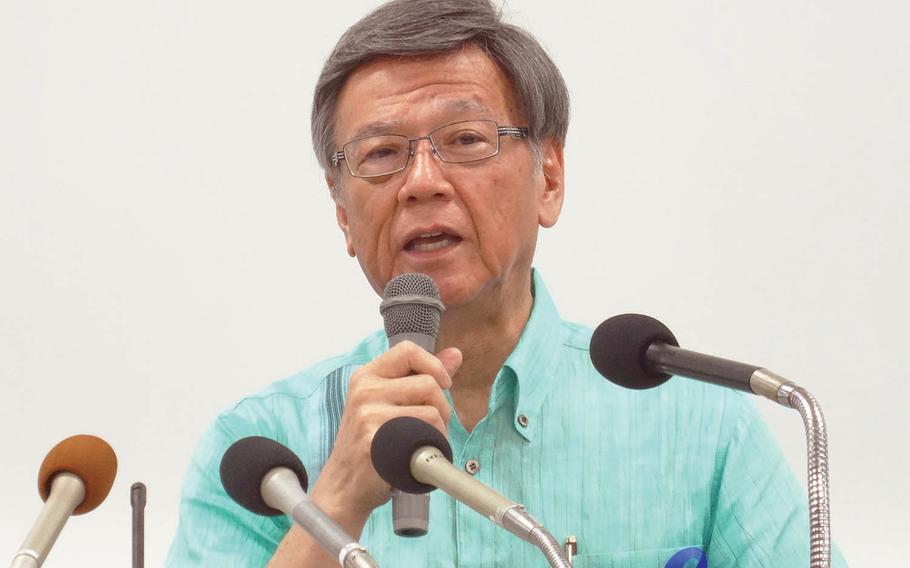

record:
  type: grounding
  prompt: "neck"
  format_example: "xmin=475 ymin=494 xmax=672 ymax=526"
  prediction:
xmin=436 ymin=273 xmax=535 ymax=431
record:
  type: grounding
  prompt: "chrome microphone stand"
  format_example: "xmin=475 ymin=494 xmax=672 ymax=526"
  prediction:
xmin=752 ymin=371 xmax=831 ymax=568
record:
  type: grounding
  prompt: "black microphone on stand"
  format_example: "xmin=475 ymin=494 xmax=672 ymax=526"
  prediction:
xmin=589 ymin=313 xmax=771 ymax=394
xmin=370 ymin=417 xmax=572 ymax=568
xmin=220 ymin=436 xmax=379 ymax=568
xmin=379 ymin=273 xmax=445 ymax=537
xmin=589 ymin=313 xmax=833 ymax=568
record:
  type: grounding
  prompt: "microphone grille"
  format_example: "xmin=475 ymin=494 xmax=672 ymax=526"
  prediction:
xmin=38 ymin=434 xmax=118 ymax=515
xmin=381 ymin=273 xmax=443 ymax=337
xmin=219 ymin=436 xmax=308 ymax=517
xmin=589 ymin=313 xmax=679 ymax=390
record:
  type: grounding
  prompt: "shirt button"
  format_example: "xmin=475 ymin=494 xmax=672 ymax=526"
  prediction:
xmin=465 ymin=459 xmax=480 ymax=475
xmin=517 ymin=414 xmax=529 ymax=428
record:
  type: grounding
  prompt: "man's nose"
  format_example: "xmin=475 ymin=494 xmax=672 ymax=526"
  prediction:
xmin=397 ymin=138 xmax=454 ymax=203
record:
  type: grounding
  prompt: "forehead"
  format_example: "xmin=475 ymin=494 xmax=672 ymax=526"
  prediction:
xmin=334 ymin=46 xmax=522 ymax=143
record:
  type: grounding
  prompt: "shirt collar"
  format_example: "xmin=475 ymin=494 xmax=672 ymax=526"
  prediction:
xmin=499 ymin=268 xmax=566 ymax=442
xmin=368 ymin=269 xmax=567 ymax=443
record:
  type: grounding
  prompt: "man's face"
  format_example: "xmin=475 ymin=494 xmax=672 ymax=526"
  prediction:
xmin=330 ymin=45 xmax=564 ymax=309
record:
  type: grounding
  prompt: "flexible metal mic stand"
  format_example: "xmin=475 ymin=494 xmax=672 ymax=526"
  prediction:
xmin=752 ymin=371 xmax=831 ymax=568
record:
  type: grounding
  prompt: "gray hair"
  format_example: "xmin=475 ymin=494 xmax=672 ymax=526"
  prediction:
xmin=311 ymin=0 xmax=570 ymax=183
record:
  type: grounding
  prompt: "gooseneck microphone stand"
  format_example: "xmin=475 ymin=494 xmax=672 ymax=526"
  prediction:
xmin=591 ymin=314 xmax=834 ymax=568
xmin=649 ymin=345 xmax=833 ymax=568
xmin=752 ymin=371 xmax=831 ymax=568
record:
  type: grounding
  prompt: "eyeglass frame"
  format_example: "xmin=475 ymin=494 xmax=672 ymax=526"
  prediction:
xmin=330 ymin=120 xmax=530 ymax=179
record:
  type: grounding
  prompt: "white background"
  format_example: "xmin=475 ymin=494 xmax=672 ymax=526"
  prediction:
xmin=1 ymin=0 xmax=907 ymax=565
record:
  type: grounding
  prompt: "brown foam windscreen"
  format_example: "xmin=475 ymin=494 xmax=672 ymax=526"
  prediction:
xmin=37 ymin=435 xmax=117 ymax=515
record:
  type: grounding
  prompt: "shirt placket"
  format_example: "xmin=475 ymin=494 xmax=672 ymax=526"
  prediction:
xmin=453 ymin=413 xmax=498 ymax=567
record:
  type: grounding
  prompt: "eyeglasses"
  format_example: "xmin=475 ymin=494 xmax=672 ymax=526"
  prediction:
xmin=331 ymin=119 xmax=529 ymax=178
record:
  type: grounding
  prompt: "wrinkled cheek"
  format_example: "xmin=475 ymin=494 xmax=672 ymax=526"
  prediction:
xmin=356 ymin=224 xmax=396 ymax=283
xmin=476 ymin=231 xmax=517 ymax=276
xmin=352 ymin=246 xmax=387 ymax=296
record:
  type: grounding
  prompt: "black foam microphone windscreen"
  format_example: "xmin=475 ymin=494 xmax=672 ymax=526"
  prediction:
xmin=370 ymin=416 xmax=454 ymax=494
xmin=589 ymin=313 xmax=680 ymax=390
xmin=220 ymin=436 xmax=309 ymax=516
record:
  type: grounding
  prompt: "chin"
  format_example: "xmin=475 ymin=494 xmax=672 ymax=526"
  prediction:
xmin=432 ymin=273 xmax=485 ymax=308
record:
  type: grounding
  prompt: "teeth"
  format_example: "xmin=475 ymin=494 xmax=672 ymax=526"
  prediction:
xmin=418 ymin=232 xmax=443 ymax=238
xmin=412 ymin=236 xmax=454 ymax=252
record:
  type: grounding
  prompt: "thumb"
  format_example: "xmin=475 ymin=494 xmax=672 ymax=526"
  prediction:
xmin=435 ymin=347 xmax=463 ymax=381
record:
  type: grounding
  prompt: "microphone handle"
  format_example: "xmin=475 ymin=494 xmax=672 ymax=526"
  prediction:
xmin=10 ymin=473 xmax=85 ymax=568
xmin=288 ymin=499 xmax=378 ymax=568
xmin=262 ymin=468 xmax=379 ymax=568
xmin=290 ymin=498 xmax=355 ymax=559
xmin=411 ymin=446 xmax=572 ymax=568
xmin=646 ymin=342 xmax=760 ymax=392
xmin=388 ymin=331 xmax=436 ymax=537
xmin=646 ymin=343 xmax=803 ymax=405
xmin=411 ymin=446 xmax=513 ymax=523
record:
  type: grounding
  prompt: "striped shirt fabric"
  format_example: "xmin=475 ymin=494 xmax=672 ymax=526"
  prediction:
xmin=165 ymin=270 xmax=848 ymax=567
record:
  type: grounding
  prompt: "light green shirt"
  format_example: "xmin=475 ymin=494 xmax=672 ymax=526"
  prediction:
xmin=166 ymin=271 xmax=847 ymax=567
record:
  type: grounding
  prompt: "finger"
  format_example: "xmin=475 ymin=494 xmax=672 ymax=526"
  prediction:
xmin=364 ymin=341 xmax=453 ymax=389
xmin=435 ymin=347 xmax=463 ymax=379
xmin=360 ymin=375 xmax=451 ymax=421
xmin=384 ymin=405 xmax=450 ymax=437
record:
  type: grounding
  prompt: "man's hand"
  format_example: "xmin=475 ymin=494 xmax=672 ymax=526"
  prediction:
xmin=266 ymin=342 xmax=461 ymax=567
xmin=311 ymin=341 xmax=462 ymax=528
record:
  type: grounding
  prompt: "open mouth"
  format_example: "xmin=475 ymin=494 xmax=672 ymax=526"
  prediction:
xmin=405 ymin=232 xmax=462 ymax=252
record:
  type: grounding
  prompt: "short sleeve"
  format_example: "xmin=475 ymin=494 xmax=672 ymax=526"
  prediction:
xmin=164 ymin=411 xmax=292 ymax=567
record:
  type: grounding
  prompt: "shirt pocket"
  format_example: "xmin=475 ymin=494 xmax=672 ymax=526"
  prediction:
xmin=574 ymin=545 xmax=708 ymax=568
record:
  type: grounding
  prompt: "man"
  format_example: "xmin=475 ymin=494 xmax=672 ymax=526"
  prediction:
xmin=167 ymin=1 xmax=847 ymax=566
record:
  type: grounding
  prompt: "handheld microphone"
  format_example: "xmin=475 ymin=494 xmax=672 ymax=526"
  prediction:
xmin=589 ymin=313 xmax=832 ymax=568
xmin=10 ymin=435 xmax=118 ymax=568
xmin=370 ymin=417 xmax=571 ymax=568
xmin=219 ymin=437 xmax=379 ymax=568
xmin=379 ymin=273 xmax=445 ymax=538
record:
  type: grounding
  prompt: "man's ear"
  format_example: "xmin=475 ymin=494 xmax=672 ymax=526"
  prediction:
xmin=538 ymin=140 xmax=565 ymax=228
xmin=327 ymin=174 xmax=356 ymax=258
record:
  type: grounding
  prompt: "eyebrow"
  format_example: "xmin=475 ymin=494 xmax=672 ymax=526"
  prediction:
xmin=345 ymin=99 xmax=496 ymax=142
xmin=442 ymin=98 xmax=493 ymax=116
xmin=348 ymin=120 xmax=401 ymax=141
